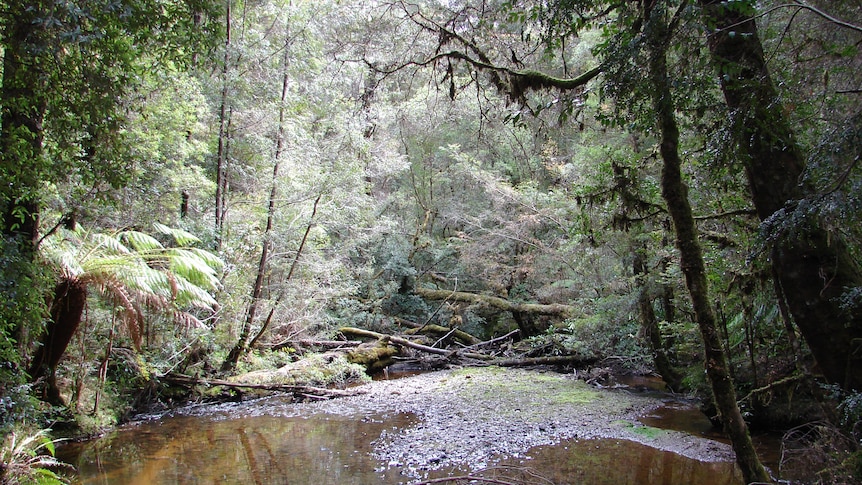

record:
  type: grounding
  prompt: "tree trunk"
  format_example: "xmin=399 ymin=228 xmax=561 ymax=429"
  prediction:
xmin=28 ymin=277 xmax=88 ymax=405
xmin=221 ymin=18 xmax=292 ymax=373
xmin=699 ymin=0 xmax=862 ymax=391
xmin=214 ymin=0 xmax=232 ymax=246
xmin=645 ymin=5 xmax=771 ymax=482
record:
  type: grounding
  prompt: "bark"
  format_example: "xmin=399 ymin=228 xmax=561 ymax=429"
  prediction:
xmin=699 ymin=0 xmax=862 ymax=391
xmin=645 ymin=4 xmax=771 ymax=482
xmin=214 ymin=0 xmax=232 ymax=242
xmin=28 ymin=277 xmax=88 ymax=405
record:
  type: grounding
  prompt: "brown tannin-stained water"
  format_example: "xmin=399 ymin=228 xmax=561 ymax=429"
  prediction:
xmin=58 ymin=410 xmax=417 ymax=484
xmin=493 ymin=438 xmax=741 ymax=485
xmin=57 ymin=405 xmax=743 ymax=485
xmin=57 ymin=370 xmax=754 ymax=484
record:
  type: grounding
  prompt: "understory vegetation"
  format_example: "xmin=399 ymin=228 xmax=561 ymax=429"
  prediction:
xmin=1 ymin=0 xmax=861 ymax=483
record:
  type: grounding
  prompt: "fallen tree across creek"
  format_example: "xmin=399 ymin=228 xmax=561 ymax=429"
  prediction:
xmin=414 ymin=287 xmax=578 ymax=318
xmin=339 ymin=327 xmax=595 ymax=369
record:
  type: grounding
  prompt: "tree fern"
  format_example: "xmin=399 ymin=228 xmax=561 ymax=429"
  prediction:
xmin=31 ymin=224 xmax=223 ymax=401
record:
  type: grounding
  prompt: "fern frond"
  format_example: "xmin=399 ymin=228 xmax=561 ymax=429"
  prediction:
xmin=89 ymin=232 xmax=131 ymax=256
xmin=186 ymin=247 xmax=225 ymax=272
xmin=153 ymin=222 xmax=202 ymax=247
xmin=119 ymin=230 xmax=164 ymax=252
xmin=165 ymin=249 xmax=221 ymax=290
xmin=172 ymin=275 xmax=218 ymax=309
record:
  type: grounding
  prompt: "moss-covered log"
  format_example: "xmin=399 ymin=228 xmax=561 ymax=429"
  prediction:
xmin=414 ymin=288 xmax=577 ymax=318
xmin=345 ymin=339 xmax=400 ymax=372
xmin=340 ymin=327 xmax=494 ymax=361
xmin=399 ymin=320 xmax=482 ymax=346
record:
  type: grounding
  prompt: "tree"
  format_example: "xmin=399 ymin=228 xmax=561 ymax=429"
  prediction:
xmin=30 ymin=224 xmax=223 ymax=405
xmin=0 ymin=0 xmax=221 ymax=377
xmin=349 ymin=0 xmax=777 ymax=479
xmin=698 ymin=0 xmax=862 ymax=391
xmin=642 ymin=2 xmax=769 ymax=481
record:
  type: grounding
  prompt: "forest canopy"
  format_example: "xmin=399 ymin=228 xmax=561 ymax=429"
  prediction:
xmin=1 ymin=0 xmax=861 ymax=483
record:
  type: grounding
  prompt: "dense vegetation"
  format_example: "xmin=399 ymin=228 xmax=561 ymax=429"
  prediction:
xmin=1 ymin=0 xmax=860 ymax=483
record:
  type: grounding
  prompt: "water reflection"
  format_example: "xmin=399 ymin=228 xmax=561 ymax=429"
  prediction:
xmin=59 ymin=404 xmax=742 ymax=485
xmin=59 ymin=412 xmax=416 ymax=484
xmin=494 ymin=438 xmax=742 ymax=485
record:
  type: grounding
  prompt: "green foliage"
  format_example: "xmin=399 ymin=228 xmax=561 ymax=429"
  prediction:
xmin=0 ymin=238 xmax=48 ymax=430
xmin=562 ymin=294 xmax=650 ymax=369
xmin=0 ymin=238 xmax=46 ymax=374
xmin=0 ymin=428 xmax=70 ymax=485
xmin=42 ymin=224 xmax=223 ymax=315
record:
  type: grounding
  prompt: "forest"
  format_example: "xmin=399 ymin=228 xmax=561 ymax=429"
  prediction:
xmin=1 ymin=0 xmax=861 ymax=483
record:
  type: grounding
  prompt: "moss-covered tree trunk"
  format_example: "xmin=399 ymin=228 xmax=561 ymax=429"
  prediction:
xmin=699 ymin=0 xmax=862 ymax=391
xmin=645 ymin=4 xmax=771 ymax=483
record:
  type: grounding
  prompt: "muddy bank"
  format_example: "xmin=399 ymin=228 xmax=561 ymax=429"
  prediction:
xmin=178 ymin=367 xmax=737 ymax=478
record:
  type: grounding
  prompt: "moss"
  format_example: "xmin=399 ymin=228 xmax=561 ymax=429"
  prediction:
xmin=447 ymin=367 xmax=603 ymax=423
xmin=346 ymin=341 xmax=400 ymax=372
xmin=232 ymin=353 xmax=370 ymax=388
xmin=614 ymin=420 xmax=669 ymax=440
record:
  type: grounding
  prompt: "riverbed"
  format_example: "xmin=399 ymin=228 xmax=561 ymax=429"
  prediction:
xmin=58 ymin=367 xmax=745 ymax=484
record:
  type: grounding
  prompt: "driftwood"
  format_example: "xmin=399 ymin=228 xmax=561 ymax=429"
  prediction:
xmin=161 ymin=373 xmax=364 ymax=399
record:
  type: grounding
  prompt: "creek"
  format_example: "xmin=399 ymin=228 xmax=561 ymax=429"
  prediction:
xmin=56 ymin=369 xmax=763 ymax=484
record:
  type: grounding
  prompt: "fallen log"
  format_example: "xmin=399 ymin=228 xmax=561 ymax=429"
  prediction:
xmin=415 ymin=287 xmax=577 ymax=318
xmin=340 ymin=327 xmax=588 ymax=369
xmin=339 ymin=327 xmax=494 ymax=361
xmin=399 ymin=321 xmax=482 ymax=346
xmin=268 ymin=339 xmax=363 ymax=351
xmin=346 ymin=339 xmax=400 ymax=372
xmin=161 ymin=373 xmax=363 ymax=399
